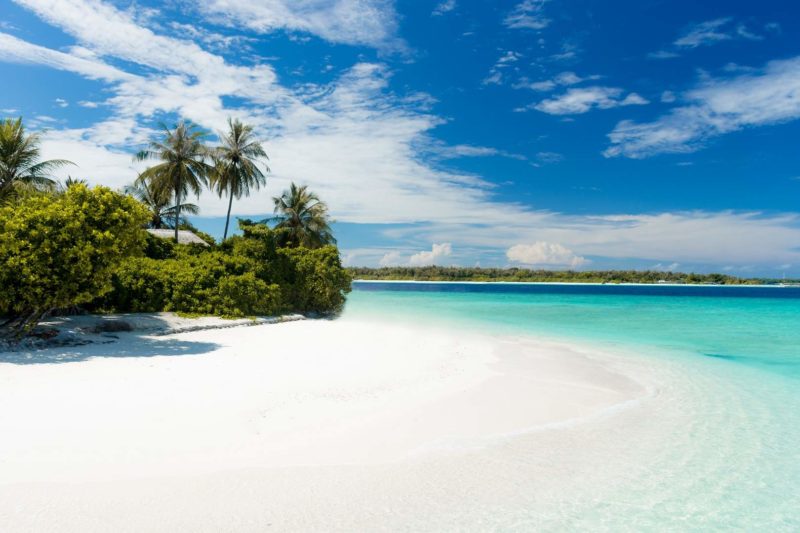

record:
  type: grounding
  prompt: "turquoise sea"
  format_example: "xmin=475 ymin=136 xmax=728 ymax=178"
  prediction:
xmin=344 ymin=281 xmax=800 ymax=530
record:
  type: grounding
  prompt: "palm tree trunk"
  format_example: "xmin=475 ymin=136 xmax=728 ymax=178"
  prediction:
xmin=223 ymin=192 xmax=234 ymax=241
xmin=174 ymin=187 xmax=181 ymax=243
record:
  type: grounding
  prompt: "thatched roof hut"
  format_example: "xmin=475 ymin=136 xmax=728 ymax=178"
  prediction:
xmin=146 ymin=229 xmax=210 ymax=246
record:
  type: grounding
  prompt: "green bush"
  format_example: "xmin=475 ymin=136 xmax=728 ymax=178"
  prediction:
xmin=98 ymin=222 xmax=351 ymax=318
xmin=278 ymin=246 xmax=352 ymax=314
xmin=0 ymin=185 xmax=149 ymax=338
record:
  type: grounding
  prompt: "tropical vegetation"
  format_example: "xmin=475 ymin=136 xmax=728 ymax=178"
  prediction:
xmin=267 ymin=183 xmax=335 ymax=248
xmin=0 ymin=117 xmax=73 ymax=204
xmin=125 ymin=177 xmax=199 ymax=229
xmin=0 ymin=117 xmax=351 ymax=343
xmin=211 ymin=118 xmax=269 ymax=240
xmin=134 ymin=120 xmax=213 ymax=242
xmin=0 ymin=185 xmax=149 ymax=340
xmin=348 ymin=266 xmax=781 ymax=285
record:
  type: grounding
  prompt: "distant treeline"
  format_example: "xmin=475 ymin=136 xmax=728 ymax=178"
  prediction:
xmin=347 ymin=267 xmax=795 ymax=285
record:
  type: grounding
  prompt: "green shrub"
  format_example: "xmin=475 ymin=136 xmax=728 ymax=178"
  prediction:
xmin=99 ymin=249 xmax=285 ymax=317
xmin=214 ymin=272 xmax=281 ymax=317
xmin=99 ymin=222 xmax=351 ymax=318
xmin=0 ymin=185 xmax=149 ymax=338
xmin=278 ymin=246 xmax=352 ymax=314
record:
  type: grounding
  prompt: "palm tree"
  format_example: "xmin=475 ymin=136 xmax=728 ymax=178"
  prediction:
xmin=267 ymin=183 xmax=335 ymax=248
xmin=125 ymin=177 xmax=199 ymax=229
xmin=0 ymin=117 xmax=73 ymax=203
xmin=134 ymin=120 xmax=212 ymax=242
xmin=211 ymin=118 xmax=269 ymax=240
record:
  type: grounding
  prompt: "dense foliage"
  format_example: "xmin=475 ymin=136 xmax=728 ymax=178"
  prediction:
xmin=347 ymin=266 xmax=784 ymax=285
xmin=94 ymin=222 xmax=351 ymax=317
xmin=0 ymin=185 xmax=149 ymax=338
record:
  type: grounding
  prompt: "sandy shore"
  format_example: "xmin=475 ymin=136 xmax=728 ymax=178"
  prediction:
xmin=0 ymin=316 xmax=651 ymax=531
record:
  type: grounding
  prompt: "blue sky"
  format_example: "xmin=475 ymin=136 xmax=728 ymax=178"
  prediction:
xmin=1 ymin=0 xmax=799 ymax=275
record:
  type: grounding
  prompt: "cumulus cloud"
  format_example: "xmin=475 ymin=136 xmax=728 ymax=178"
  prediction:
xmin=506 ymin=242 xmax=587 ymax=268
xmin=408 ymin=243 xmax=453 ymax=266
xmin=605 ymin=56 xmax=800 ymax=158
xmin=504 ymin=0 xmax=550 ymax=30
xmin=391 ymin=210 xmax=800 ymax=268
xmin=529 ymin=86 xmax=649 ymax=115
xmin=379 ymin=250 xmax=403 ymax=267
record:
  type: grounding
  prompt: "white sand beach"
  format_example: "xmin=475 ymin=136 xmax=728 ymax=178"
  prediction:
xmin=0 ymin=316 xmax=654 ymax=531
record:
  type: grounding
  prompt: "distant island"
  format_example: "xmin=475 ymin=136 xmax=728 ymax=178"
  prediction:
xmin=348 ymin=266 xmax=799 ymax=285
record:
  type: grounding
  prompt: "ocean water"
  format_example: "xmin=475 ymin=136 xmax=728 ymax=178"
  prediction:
xmin=343 ymin=282 xmax=800 ymax=530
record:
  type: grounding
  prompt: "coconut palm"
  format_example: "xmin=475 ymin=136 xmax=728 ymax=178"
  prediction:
xmin=211 ymin=118 xmax=269 ymax=240
xmin=134 ymin=121 xmax=212 ymax=242
xmin=57 ymin=176 xmax=89 ymax=193
xmin=124 ymin=177 xmax=199 ymax=229
xmin=0 ymin=117 xmax=73 ymax=203
xmin=267 ymin=183 xmax=335 ymax=248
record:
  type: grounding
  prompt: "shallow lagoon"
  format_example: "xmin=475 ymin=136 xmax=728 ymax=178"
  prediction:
xmin=346 ymin=282 xmax=800 ymax=530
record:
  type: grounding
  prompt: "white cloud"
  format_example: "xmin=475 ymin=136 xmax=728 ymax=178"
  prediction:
xmin=409 ymin=243 xmax=453 ymax=266
xmin=506 ymin=242 xmax=587 ymax=268
xmin=54 ymin=98 xmax=68 ymax=108
xmin=652 ymin=262 xmax=681 ymax=272
xmin=0 ymin=31 xmax=133 ymax=82
xmin=650 ymin=18 xmax=764 ymax=59
xmin=674 ymin=17 xmax=734 ymax=48
xmin=482 ymin=51 xmax=522 ymax=86
xmin=515 ymin=71 xmax=600 ymax=92
xmin=481 ymin=71 xmax=503 ymax=86
xmin=660 ymin=90 xmax=676 ymax=103
xmin=605 ymin=56 xmax=800 ymax=158
xmin=6 ymin=0 xmax=534 ymax=226
xmin=673 ymin=18 xmax=763 ymax=49
xmin=432 ymin=0 xmax=456 ymax=16
xmin=194 ymin=0 xmax=402 ymax=49
xmin=390 ymin=210 xmax=800 ymax=268
xmin=427 ymin=143 xmax=515 ymax=160
xmin=379 ymin=250 xmax=403 ymax=267
xmin=531 ymin=86 xmax=649 ymax=115
xmin=504 ymin=0 xmax=550 ymax=30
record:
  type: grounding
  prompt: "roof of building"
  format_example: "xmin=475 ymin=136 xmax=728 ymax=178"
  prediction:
xmin=146 ymin=229 xmax=211 ymax=246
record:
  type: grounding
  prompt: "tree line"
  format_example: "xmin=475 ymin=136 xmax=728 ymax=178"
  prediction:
xmin=348 ymin=266 xmax=785 ymax=285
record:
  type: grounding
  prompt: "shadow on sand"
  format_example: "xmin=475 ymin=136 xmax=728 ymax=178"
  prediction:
xmin=0 ymin=314 xmax=222 ymax=365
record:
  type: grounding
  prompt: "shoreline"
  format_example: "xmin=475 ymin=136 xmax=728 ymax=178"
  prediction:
xmin=353 ymin=279 xmax=797 ymax=288
xmin=0 ymin=315 xmax=654 ymax=530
